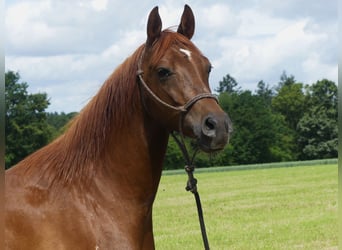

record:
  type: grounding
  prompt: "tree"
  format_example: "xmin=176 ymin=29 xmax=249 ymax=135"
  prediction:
xmin=297 ymin=109 xmax=337 ymax=159
xmin=304 ymin=79 xmax=337 ymax=112
xmin=272 ymin=73 xmax=305 ymax=130
xmin=5 ymin=71 xmax=52 ymax=169
xmin=47 ymin=111 xmax=78 ymax=138
xmin=256 ymin=80 xmax=273 ymax=107
xmin=297 ymin=79 xmax=338 ymax=159
xmin=277 ymin=71 xmax=296 ymax=89
xmin=219 ymin=89 xmax=295 ymax=164
xmin=163 ymin=136 xmax=185 ymax=170
xmin=215 ymin=74 xmax=240 ymax=94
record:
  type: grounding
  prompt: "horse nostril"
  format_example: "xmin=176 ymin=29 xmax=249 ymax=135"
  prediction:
xmin=205 ymin=117 xmax=217 ymax=131
xmin=202 ymin=116 xmax=217 ymax=138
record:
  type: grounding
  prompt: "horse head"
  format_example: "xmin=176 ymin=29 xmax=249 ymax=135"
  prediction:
xmin=138 ymin=5 xmax=232 ymax=153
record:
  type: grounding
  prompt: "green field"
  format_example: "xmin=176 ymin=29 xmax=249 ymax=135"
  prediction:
xmin=153 ymin=164 xmax=338 ymax=250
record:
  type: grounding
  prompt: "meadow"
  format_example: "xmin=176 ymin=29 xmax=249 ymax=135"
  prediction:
xmin=153 ymin=163 xmax=338 ymax=250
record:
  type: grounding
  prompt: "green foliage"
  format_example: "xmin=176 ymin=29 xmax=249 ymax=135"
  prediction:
xmin=297 ymin=110 xmax=338 ymax=159
xmin=215 ymin=74 xmax=240 ymax=93
xmin=272 ymin=74 xmax=306 ymax=130
xmin=47 ymin=112 xmax=78 ymax=138
xmin=278 ymin=70 xmax=296 ymax=89
xmin=163 ymin=136 xmax=186 ymax=170
xmin=256 ymin=80 xmax=273 ymax=106
xmin=297 ymin=79 xmax=338 ymax=160
xmin=219 ymin=87 xmax=295 ymax=164
xmin=5 ymin=71 xmax=53 ymax=168
xmin=304 ymin=79 xmax=337 ymax=112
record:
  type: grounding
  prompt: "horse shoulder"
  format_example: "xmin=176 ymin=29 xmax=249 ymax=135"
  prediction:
xmin=5 ymin=170 xmax=98 ymax=249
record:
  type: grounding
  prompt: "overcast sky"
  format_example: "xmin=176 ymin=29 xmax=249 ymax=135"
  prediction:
xmin=5 ymin=0 xmax=338 ymax=113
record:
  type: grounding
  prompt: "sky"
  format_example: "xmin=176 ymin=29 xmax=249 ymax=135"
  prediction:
xmin=5 ymin=0 xmax=338 ymax=113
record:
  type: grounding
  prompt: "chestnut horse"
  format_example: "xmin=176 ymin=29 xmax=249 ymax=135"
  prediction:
xmin=5 ymin=5 xmax=231 ymax=249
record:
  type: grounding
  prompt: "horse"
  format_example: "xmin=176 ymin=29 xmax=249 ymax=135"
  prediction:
xmin=5 ymin=5 xmax=231 ymax=249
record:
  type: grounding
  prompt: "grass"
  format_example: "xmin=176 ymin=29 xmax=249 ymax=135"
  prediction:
xmin=153 ymin=164 xmax=338 ymax=250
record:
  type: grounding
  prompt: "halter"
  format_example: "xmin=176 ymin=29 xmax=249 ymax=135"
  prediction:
xmin=137 ymin=48 xmax=215 ymax=250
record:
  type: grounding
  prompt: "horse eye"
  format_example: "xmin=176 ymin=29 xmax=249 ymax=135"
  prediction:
xmin=157 ymin=68 xmax=172 ymax=79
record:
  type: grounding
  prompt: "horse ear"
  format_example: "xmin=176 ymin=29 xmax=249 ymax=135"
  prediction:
xmin=177 ymin=4 xmax=195 ymax=40
xmin=146 ymin=6 xmax=162 ymax=47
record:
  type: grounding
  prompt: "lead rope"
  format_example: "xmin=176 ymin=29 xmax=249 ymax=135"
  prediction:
xmin=171 ymin=114 xmax=210 ymax=250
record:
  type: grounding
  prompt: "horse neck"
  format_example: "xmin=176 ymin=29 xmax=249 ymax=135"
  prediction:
xmin=96 ymin=108 xmax=169 ymax=201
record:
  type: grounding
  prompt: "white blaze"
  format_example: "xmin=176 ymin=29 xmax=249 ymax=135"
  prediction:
xmin=179 ymin=48 xmax=191 ymax=59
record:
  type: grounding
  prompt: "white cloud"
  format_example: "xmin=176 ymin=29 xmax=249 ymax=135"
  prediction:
xmin=91 ymin=0 xmax=108 ymax=11
xmin=199 ymin=3 xmax=239 ymax=35
xmin=302 ymin=53 xmax=338 ymax=84
xmin=210 ymin=17 xmax=334 ymax=89
xmin=6 ymin=1 xmax=54 ymax=52
xmin=237 ymin=9 xmax=289 ymax=38
xmin=102 ymin=30 xmax=145 ymax=59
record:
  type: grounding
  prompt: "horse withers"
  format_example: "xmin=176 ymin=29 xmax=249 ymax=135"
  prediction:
xmin=5 ymin=5 xmax=231 ymax=249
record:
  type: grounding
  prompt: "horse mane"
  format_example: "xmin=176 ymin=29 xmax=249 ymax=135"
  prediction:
xmin=19 ymin=30 xmax=199 ymax=187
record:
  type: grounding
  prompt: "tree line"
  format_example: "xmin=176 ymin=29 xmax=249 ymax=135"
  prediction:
xmin=5 ymin=70 xmax=337 ymax=169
